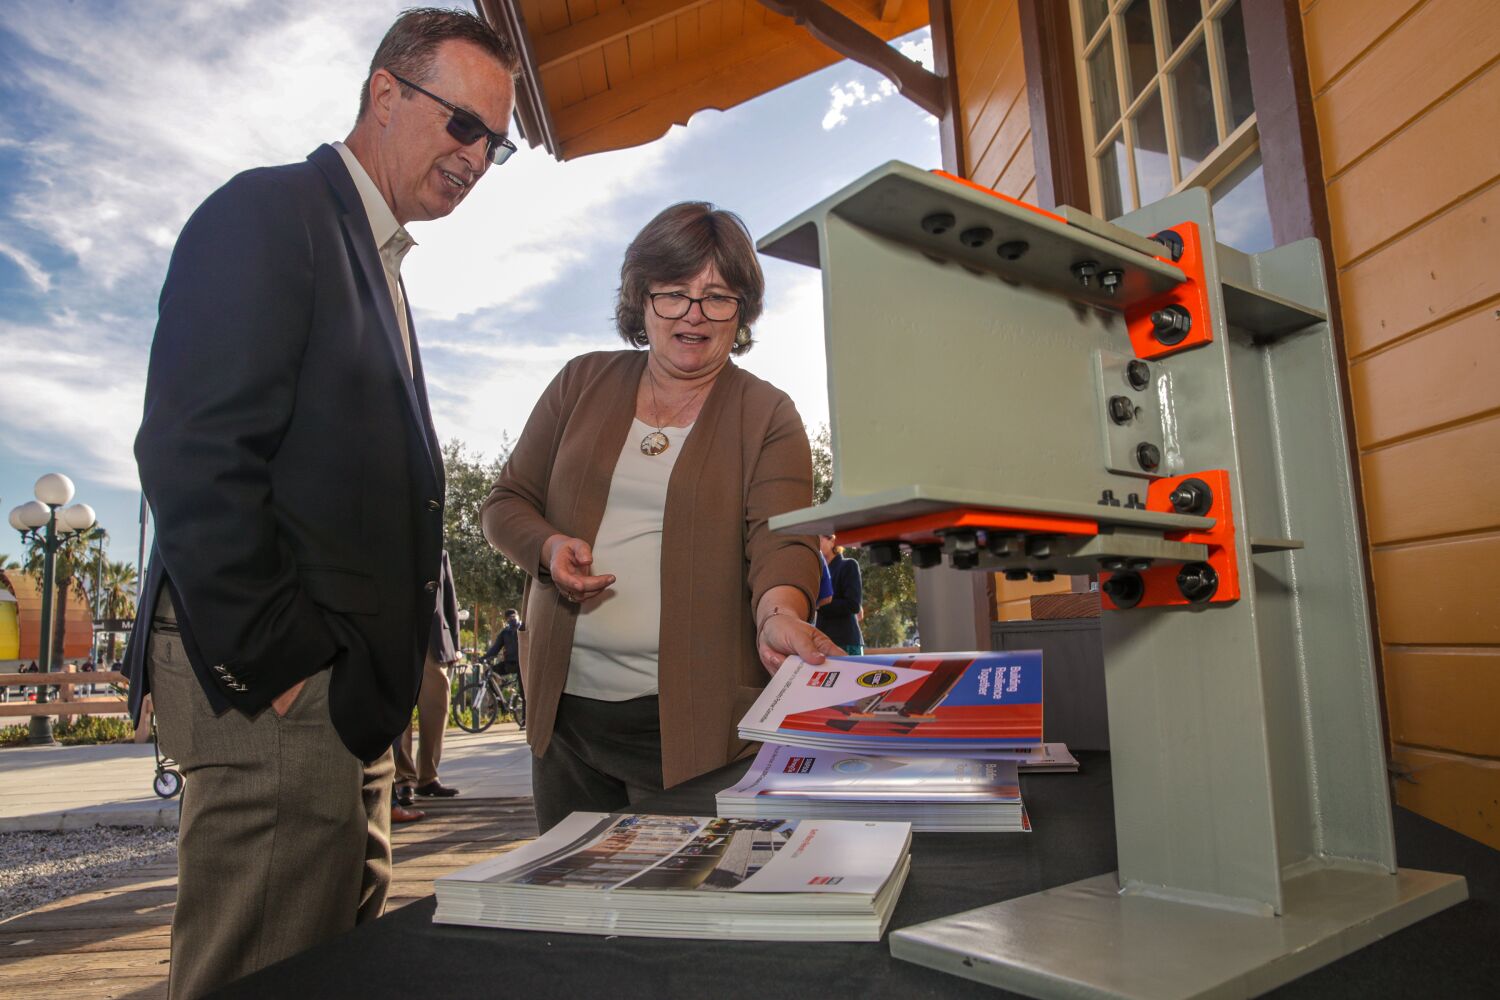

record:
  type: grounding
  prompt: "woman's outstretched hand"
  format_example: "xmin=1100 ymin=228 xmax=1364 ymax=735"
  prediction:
xmin=757 ymin=612 xmax=844 ymax=675
xmin=543 ymin=534 xmax=616 ymax=604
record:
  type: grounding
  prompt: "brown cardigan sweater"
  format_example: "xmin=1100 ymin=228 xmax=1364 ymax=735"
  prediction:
xmin=481 ymin=350 xmax=819 ymax=788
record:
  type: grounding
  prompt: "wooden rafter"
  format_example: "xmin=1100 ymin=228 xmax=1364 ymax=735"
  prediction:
xmin=534 ymin=0 xmax=720 ymax=72
xmin=753 ymin=0 xmax=947 ymax=118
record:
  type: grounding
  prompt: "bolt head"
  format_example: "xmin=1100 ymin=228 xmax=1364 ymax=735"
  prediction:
xmin=1136 ymin=442 xmax=1161 ymax=472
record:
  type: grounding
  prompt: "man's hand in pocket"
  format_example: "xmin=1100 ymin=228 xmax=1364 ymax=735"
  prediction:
xmin=271 ymin=679 xmax=308 ymax=717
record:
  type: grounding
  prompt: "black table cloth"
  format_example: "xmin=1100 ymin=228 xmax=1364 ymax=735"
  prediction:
xmin=212 ymin=753 xmax=1499 ymax=998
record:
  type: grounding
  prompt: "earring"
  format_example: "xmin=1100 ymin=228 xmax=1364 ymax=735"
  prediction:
xmin=735 ymin=326 xmax=751 ymax=347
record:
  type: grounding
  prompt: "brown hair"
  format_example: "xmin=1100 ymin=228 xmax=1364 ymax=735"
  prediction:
xmin=615 ymin=202 xmax=765 ymax=356
xmin=359 ymin=8 xmax=519 ymax=120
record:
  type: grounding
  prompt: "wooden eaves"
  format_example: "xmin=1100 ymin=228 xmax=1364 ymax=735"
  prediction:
xmin=474 ymin=0 xmax=939 ymax=162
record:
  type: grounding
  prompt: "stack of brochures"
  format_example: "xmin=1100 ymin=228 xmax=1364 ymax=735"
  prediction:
xmin=433 ymin=812 xmax=912 ymax=941
xmin=737 ymin=650 xmax=1045 ymax=753
xmin=717 ymin=743 xmax=1033 ymax=832
xmin=730 ymin=651 xmax=1074 ymax=832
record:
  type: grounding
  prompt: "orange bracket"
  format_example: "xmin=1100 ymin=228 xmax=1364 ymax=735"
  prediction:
xmin=931 ymin=171 xmax=1212 ymax=362
xmin=836 ymin=507 xmax=1098 ymax=548
xmin=1124 ymin=221 xmax=1213 ymax=361
xmin=1100 ymin=469 xmax=1240 ymax=611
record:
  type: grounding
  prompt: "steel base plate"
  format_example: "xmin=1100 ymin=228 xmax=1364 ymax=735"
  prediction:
xmin=890 ymin=867 xmax=1467 ymax=1000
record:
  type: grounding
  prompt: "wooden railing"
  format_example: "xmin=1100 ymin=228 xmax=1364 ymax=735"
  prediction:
xmin=0 ymin=671 xmax=129 ymax=718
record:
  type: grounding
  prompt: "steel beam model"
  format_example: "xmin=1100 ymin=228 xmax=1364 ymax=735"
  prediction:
xmin=761 ymin=162 xmax=1466 ymax=999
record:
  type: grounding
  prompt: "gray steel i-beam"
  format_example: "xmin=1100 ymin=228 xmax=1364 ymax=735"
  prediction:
xmin=761 ymin=162 xmax=1466 ymax=999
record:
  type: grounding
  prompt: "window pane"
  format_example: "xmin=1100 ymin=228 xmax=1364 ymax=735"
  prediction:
xmin=1122 ymin=0 xmax=1157 ymax=101
xmin=1164 ymin=0 xmax=1202 ymax=54
xmin=1079 ymin=0 xmax=1109 ymax=43
xmin=1211 ymin=149 xmax=1274 ymax=253
xmin=1099 ymin=136 xmax=1129 ymax=219
xmin=1219 ymin=0 xmax=1255 ymax=129
xmin=1172 ymin=41 xmax=1217 ymax=177
xmin=1133 ymin=88 xmax=1172 ymax=205
xmin=1087 ymin=35 xmax=1122 ymax=138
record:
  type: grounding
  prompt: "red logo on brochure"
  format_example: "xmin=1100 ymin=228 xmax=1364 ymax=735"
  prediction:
xmin=807 ymin=671 xmax=840 ymax=687
xmin=808 ymin=875 xmax=844 ymax=885
xmin=783 ymin=757 xmax=815 ymax=774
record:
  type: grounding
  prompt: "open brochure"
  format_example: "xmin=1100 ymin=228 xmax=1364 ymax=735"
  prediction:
xmin=738 ymin=650 xmax=1043 ymax=752
xmin=717 ymin=742 xmax=1032 ymax=832
xmin=434 ymin=812 xmax=912 ymax=941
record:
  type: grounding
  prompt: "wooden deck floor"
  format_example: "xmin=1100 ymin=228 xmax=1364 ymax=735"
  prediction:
xmin=0 ymin=797 xmax=537 ymax=999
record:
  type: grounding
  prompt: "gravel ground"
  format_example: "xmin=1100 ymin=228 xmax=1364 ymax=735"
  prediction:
xmin=0 ymin=826 xmax=177 ymax=922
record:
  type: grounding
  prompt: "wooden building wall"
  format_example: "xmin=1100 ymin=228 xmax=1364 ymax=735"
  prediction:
xmin=951 ymin=0 xmax=1035 ymax=199
xmin=1302 ymin=0 xmax=1500 ymax=849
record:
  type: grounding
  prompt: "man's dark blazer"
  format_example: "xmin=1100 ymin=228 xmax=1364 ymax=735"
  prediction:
xmin=127 ymin=143 xmax=445 ymax=763
xmin=429 ymin=551 xmax=460 ymax=665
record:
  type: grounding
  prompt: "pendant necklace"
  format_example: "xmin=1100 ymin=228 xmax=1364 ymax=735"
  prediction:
xmin=641 ymin=367 xmax=709 ymax=456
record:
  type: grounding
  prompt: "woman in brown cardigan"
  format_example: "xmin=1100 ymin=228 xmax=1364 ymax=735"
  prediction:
xmin=482 ymin=202 xmax=842 ymax=831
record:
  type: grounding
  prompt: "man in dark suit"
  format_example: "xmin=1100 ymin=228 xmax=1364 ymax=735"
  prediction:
xmin=126 ymin=11 xmax=517 ymax=997
xmin=395 ymin=550 xmax=462 ymax=803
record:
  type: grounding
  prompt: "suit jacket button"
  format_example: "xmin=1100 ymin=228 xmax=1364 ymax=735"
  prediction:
xmin=427 ymin=499 xmax=442 ymax=511
xmin=425 ymin=580 xmax=439 ymax=593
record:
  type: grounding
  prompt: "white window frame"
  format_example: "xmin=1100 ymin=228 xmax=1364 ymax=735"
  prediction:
xmin=1070 ymin=0 xmax=1261 ymax=218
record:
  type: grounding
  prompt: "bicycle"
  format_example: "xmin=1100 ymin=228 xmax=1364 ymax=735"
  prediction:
xmin=450 ymin=657 xmax=525 ymax=733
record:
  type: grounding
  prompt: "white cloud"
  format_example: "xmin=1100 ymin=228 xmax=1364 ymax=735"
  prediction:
xmin=821 ymin=29 xmax=935 ymax=131
xmin=898 ymin=35 xmax=935 ymax=72
xmin=404 ymin=127 xmax=686 ymax=322
xmin=0 ymin=315 xmax=146 ymax=491
xmin=736 ymin=267 xmax=829 ymax=431
xmin=0 ymin=242 xmax=51 ymax=292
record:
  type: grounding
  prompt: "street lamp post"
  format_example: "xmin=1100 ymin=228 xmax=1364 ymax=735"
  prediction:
xmin=91 ymin=529 xmax=108 ymax=665
xmin=8 ymin=474 xmax=97 ymax=746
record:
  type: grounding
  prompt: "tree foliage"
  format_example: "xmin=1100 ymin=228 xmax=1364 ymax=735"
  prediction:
xmin=808 ymin=425 xmax=917 ymax=649
xmin=442 ymin=439 xmax=528 ymax=652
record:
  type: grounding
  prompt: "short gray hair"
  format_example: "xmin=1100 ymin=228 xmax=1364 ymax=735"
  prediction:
xmin=359 ymin=8 xmax=519 ymax=120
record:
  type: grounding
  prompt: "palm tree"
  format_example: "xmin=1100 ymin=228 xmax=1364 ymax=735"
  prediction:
xmin=98 ymin=560 xmax=138 ymax=664
xmin=0 ymin=554 xmax=19 ymax=571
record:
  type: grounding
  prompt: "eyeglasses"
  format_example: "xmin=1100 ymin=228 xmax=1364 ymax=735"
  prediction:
xmin=390 ymin=72 xmax=517 ymax=166
xmin=648 ymin=292 xmax=743 ymax=322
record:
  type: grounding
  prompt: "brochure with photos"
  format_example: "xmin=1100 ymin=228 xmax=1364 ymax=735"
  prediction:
xmin=738 ymin=650 xmax=1043 ymax=752
xmin=434 ymin=812 xmax=912 ymax=941
xmin=716 ymin=742 xmax=1032 ymax=832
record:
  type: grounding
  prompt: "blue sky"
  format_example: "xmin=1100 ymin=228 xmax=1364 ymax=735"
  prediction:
xmin=0 ymin=1 xmax=939 ymax=570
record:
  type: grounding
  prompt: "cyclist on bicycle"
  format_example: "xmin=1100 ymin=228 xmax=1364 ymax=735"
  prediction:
xmin=484 ymin=609 xmax=523 ymax=728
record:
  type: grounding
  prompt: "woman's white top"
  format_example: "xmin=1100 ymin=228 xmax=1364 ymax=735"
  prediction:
xmin=565 ymin=417 xmax=693 ymax=701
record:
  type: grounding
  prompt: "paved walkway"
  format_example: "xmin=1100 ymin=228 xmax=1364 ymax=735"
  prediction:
xmin=0 ymin=725 xmax=533 ymax=831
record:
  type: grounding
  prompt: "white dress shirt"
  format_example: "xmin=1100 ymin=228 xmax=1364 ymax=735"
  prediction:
xmin=333 ymin=141 xmax=415 ymax=374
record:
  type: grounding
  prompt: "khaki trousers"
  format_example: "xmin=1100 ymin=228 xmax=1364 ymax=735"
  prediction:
xmin=394 ymin=652 xmax=448 ymax=786
xmin=148 ymin=607 xmax=393 ymax=1000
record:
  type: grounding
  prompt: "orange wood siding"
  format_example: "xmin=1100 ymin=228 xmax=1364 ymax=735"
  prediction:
xmin=951 ymin=0 xmax=1035 ymax=201
xmin=1304 ymin=0 xmax=1500 ymax=849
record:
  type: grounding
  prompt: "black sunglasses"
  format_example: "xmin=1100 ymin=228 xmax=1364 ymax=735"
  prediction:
xmin=390 ymin=72 xmax=516 ymax=166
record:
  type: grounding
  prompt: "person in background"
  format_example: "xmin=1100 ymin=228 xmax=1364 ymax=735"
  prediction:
xmin=816 ymin=534 xmax=864 ymax=655
xmin=484 ymin=608 xmax=524 ymax=728
xmin=124 ymin=11 xmax=518 ymax=996
xmin=391 ymin=730 xmax=426 ymax=824
xmin=483 ymin=202 xmax=842 ymax=833
xmin=396 ymin=551 xmax=461 ymax=804
xmin=485 ymin=608 xmax=521 ymax=671
xmin=816 ymin=551 xmax=833 ymax=610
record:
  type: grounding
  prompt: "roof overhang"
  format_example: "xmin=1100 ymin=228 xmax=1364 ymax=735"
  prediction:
xmin=476 ymin=0 xmax=932 ymax=161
